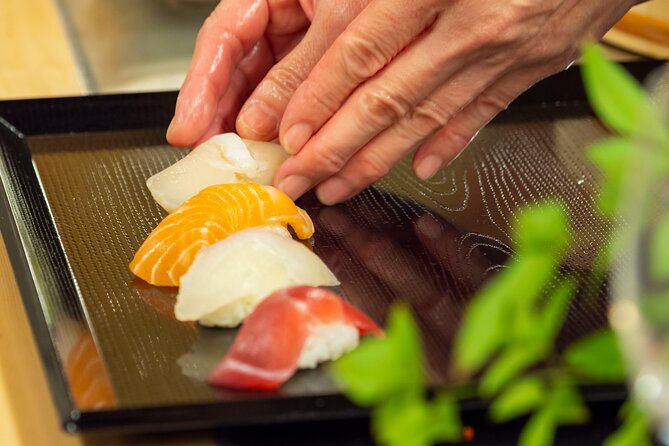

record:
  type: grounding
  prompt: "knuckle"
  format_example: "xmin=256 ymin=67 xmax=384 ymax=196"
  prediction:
xmin=358 ymin=88 xmax=410 ymax=129
xmin=355 ymin=154 xmax=392 ymax=184
xmin=260 ymin=64 xmax=305 ymax=100
xmin=406 ymin=98 xmax=453 ymax=137
xmin=301 ymin=80 xmax=340 ymax=116
xmin=339 ymin=33 xmax=388 ymax=81
xmin=313 ymin=147 xmax=348 ymax=174
xmin=442 ymin=124 xmax=475 ymax=153
xmin=477 ymin=90 xmax=512 ymax=116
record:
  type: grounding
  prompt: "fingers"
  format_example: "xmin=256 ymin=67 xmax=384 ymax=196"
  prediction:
xmin=235 ymin=0 xmax=370 ymax=141
xmin=266 ymin=0 xmax=310 ymax=35
xmin=278 ymin=0 xmax=439 ymax=153
xmin=285 ymin=61 xmax=504 ymax=203
xmin=412 ymin=66 xmax=548 ymax=178
xmin=193 ymin=39 xmax=276 ymax=146
xmin=167 ymin=0 xmax=271 ymax=147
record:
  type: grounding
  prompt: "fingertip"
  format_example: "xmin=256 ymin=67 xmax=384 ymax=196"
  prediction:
xmin=236 ymin=100 xmax=279 ymax=140
xmin=281 ymin=123 xmax=312 ymax=155
xmin=414 ymin=154 xmax=443 ymax=180
xmin=277 ymin=175 xmax=312 ymax=200
xmin=315 ymin=177 xmax=354 ymax=205
xmin=166 ymin=117 xmax=194 ymax=147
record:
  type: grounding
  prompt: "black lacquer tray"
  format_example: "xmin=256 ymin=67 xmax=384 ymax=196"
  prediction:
xmin=0 ymin=62 xmax=660 ymax=433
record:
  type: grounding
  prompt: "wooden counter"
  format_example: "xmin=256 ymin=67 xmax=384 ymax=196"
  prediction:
xmin=0 ymin=0 xmax=665 ymax=445
xmin=0 ymin=1 xmax=216 ymax=444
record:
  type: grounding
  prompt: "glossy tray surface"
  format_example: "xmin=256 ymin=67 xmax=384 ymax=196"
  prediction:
xmin=0 ymin=63 xmax=658 ymax=432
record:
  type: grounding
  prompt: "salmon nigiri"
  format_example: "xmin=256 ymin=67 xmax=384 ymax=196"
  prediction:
xmin=208 ymin=286 xmax=382 ymax=390
xmin=130 ymin=183 xmax=314 ymax=287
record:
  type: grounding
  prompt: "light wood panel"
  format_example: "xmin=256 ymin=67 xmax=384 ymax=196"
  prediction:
xmin=0 ymin=2 xmax=214 ymax=444
xmin=605 ymin=0 xmax=669 ymax=59
xmin=0 ymin=0 xmax=84 ymax=99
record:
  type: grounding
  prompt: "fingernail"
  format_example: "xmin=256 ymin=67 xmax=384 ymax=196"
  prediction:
xmin=237 ymin=101 xmax=279 ymax=138
xmin=316 ymin=177 xmax=353 ymax=205
xmin=415 ymin=155 xmax=442 ymax=180
xmin=277 ymin=175 xmax=312 ymax=200
xmin=282 ymin=123 xmax=312 ymax=155
xmin=416 ymin=215 xmax=443 ymax=239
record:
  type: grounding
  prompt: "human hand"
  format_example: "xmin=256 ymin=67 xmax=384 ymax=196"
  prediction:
xmin=167 ymin=0 xmax=368 ymax=148
xmin=274 ymin=0 xmax=639 ymax=204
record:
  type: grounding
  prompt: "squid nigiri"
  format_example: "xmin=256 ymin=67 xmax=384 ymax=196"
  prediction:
xmin=130 ymin=183 xmax=313 ymax=287
xmin=175 ymin=228 xmax=339 ymax=327
xmin=148 ymin=133 xmax=289 ymax=212
xmin=208 ymin=286 xmax=382 ymax=390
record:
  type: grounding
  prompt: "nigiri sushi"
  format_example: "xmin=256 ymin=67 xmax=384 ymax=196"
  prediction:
xmin=208 ymin=286 xmax=382 ymax=390
xmin=148 ymin=133 xmax=289 ymax=212
xmin=175 ymin=228 xmax=339 ymax=327
xmin=130 ymin=183 xmax=314 ymax=287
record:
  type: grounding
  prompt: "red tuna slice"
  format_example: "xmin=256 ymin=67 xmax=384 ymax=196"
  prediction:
xmin=208 ymin=286 xmax=382 ymax=390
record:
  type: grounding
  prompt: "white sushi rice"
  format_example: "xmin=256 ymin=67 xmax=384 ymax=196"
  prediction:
xmin=199 ymin=296 xmax=260 ymax=327
xmin=297 ymin=323 xmax=360 ymax=369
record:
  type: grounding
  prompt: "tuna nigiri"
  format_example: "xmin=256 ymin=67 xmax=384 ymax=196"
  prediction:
xmin=148 ymin=133 xmax=289 ymax=212
xmin=130 ymin=183 xmax=314 ymax=287
xmin=208 ymin=286 xmax=382 ymax=390
xmin=175 ymin=228 xmax=339 ymax=327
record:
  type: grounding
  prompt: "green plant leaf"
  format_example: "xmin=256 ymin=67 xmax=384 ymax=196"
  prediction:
xmin=333 ymin=305 xmax=423 ymax=405
xmin=651 ymin=213 xmax=669 ymax=280
xmin=429 ymin=393 xmax=463 ymax=443
xmin=604 ymin=400 xmax=652 ymax=446
xmin=453 ymin=269 xmax=516 ymax=373
xmin=489 ymin=376 xmax=544 ymax=423
xmin=532 ymin=279 xmax=577 ymax=354
xmin=479 ymin=348 xmax=539 ymax=397
xmin=564 ymin=329 xmax=626 ymax=382
xmin=518 ymin=380 xmax=588 ymax=446
xmin=581 ymin=43 xmax=662 ymax=140
xmin=550 ymin=379 xmax=590 ymax=425
xmin=514 ymin=202 xmax=570 ymax=256
xmin=587 ymin=138 xmax=633 ymax=216
xmin=519 ymin=406 xmax=556 ymax=446
xmin=372 ymin=393 xmax=462 ymax=446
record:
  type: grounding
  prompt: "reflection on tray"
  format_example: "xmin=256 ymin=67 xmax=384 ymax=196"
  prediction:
xmin=56 ymin=319 xmax=118 ymax=410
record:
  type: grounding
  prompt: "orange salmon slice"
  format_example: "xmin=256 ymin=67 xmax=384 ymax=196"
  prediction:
xmin=130 ymin=183 xmax=314 ymax=287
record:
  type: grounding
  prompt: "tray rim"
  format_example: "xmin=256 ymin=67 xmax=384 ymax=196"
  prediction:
xmin=0 ymin=60 xmax=662 ymax=433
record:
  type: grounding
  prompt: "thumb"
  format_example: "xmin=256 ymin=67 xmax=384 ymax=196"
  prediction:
xmin=236 ymin=1 xmax=367 ymax=141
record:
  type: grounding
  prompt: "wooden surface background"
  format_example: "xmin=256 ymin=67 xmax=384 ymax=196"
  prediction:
xmin=0 ymin=0 xmax=666 ymax=445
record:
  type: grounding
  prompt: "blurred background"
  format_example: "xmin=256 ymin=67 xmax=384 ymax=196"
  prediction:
xmin=0 ymin=0 xmax=667 ymax=98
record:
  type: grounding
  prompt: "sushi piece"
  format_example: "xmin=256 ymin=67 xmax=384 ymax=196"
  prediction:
xmin=208 ymin=286 xmax=382 ymax=390
xmin=148 ymin=133 xmax=289 ymax=212
xmin=175 ymin=228 xmax=340 ymax=327
xmin=130 ymin=183 xmax=314 ymax=287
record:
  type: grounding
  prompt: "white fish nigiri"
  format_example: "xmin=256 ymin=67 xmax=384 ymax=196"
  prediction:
xmin=147 ymin=133 xmax=289 ymax=212
xmin=175 ymin=227 xmax=339 ymax=327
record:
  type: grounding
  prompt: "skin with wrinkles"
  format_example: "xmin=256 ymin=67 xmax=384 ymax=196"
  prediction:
xmin=169 ymin=0 xmax=639 ymax=204
xmin=167 ymin=0 xmax=367 ymax=147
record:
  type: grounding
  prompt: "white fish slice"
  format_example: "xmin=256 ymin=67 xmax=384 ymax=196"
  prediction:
xmin=175 ymin=227 xmax=340 ymax=327
xmin=147 ymin=133 xmax=289 ymax=212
